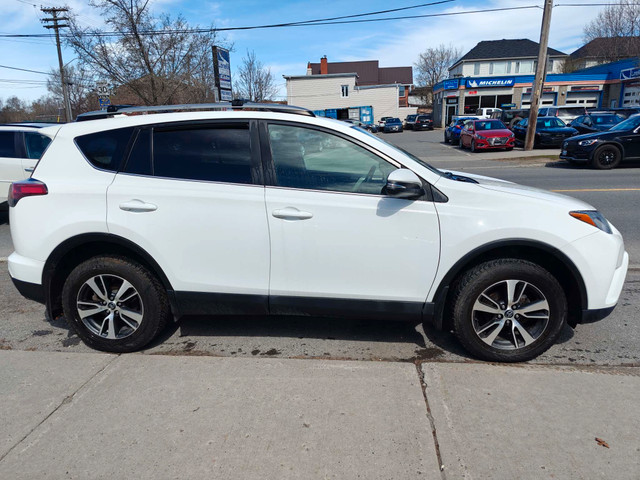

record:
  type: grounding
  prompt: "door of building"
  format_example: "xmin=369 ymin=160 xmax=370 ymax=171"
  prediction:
xmin=446 ymin=105 xmax=457 ymax=125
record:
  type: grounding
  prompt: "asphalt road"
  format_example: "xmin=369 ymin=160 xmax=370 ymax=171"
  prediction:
xmin=1 ymin=130 xmax=638 ymax=365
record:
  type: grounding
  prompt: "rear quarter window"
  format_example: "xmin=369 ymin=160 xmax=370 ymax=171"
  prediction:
xmin=75 ymin=127 xmax=135 ymax=171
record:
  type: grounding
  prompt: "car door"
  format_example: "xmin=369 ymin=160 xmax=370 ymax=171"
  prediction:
xmin=261 ymin=121 xmax=440 ymax=319
xmin=0 ymin=131 xmax=24 ymax=202
xmin=106 ymin=121 xmax=270 ymax=312
xmin=618 ymin=125 xmax=640 ymax=159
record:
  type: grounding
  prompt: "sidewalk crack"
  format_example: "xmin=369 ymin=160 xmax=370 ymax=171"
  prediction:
xmin=0 ymin=354 xmax=120 ymax=464
xmin=415 ymin=361 xmax=447 ymax=480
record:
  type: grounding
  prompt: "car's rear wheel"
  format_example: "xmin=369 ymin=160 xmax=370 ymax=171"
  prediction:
xmin=62 ymin=255 xmax=171 ymax=353
xmin=592 ymin=145 xmax=621 ymax=170
xmin=450 ymin=259 xmax=567 ymax=362
xmin=444 ymin=134 xmax=449 ymax=143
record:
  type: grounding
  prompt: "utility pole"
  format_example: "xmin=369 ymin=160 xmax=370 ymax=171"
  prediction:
xmin=524 ymin=0 xmax=553 ymax=151
xmin=41 ymin=7 xmax=73 ymax=122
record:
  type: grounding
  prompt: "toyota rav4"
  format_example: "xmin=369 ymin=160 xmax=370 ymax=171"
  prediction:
xmin=8 ymin=103 xmax=628 ymax=362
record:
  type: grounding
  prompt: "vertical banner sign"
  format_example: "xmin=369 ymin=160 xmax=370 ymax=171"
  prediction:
xmin=213 ymin=46 xmax=232 ymax=102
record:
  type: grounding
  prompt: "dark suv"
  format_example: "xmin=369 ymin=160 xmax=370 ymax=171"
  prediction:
xmin=413 ymin=115 xmax=433 ymax=130
xmin=491 ymin=109 xmax=529 ymax=129
xmin=560 ymin=114 xmax=640 ymax=169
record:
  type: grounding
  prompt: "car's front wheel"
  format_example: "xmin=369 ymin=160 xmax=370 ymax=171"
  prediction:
xmin=592 ymin=145 xmax=621 ymax=170
xmin=450 ymin=259 xmax=567 ymax=362
xmin=62 ymin=255 xmax=171 ymax=353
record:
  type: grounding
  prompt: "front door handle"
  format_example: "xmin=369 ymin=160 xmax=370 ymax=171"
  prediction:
xmin=272 ymin=207 xmax=313 ymax=220
xmin=24 ymin=167 xmax=34 ymax=173
xmin=119 ymin=199 xmax=157 ymax=212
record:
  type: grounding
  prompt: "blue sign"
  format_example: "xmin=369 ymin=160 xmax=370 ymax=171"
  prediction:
xmin=359 ymin=105 xmax=373 ymax=124
xmin=98 ymin=97 xmax=111 ymax=109
xmin=443 ymin=79 xmax=459 ymax=90
xmin=621 ymin=67 xmax=640 ymax=80
xmin=466 ymin=77 xmax=515 ymax=88
xmin=216 ymin=47 xmax=231 ymax=89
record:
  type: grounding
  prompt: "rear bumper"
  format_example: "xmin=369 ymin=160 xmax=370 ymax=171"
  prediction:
xmin=579 ymin=305 xmax=616 ymax=324
xmin=11 ymin=277 xmax=45 ymax=304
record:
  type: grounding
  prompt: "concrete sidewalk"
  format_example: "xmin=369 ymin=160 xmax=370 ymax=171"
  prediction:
xmin=1 ymin=350 xmax=638 ymax=479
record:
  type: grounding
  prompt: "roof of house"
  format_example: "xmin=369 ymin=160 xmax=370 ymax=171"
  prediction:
xmin=452 ymin=39 xmax=566 ymax=68
xmin=570 ymin=37 xmax=640 ymax=59
xmin=308 ymin=60 xmax=412 ymax=85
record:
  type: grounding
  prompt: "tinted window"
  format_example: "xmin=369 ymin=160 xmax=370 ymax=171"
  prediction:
xmin=24 ymin=132 xmax=51 ymax=160
xmin=610 ymin=115 xmax=640 ymax=131
xmin=593 ymin=115 xmax=622 ymax=125
xmin=0 ymin=132 xmax=18 ymax=158
xmin=558 ymin=107 xmax=585 ymax=116
xmin=76 ymin=127 xmax=135 ymax=171
xmin=123 ymin=128 xmax=152 ymax=175
xmin=475 ymin=120 xmax=506 ymax=130
xmin=268 ymin=124 xmax=396 ymax=195
xmin=537 ymin=118 xmax=565 ymax=128
xmin=153 ymin=125 xmax=252 ymax=184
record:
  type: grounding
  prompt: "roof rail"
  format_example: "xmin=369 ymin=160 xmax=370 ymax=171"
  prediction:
xmin=75 ymin=101 xmax=315 ymax=121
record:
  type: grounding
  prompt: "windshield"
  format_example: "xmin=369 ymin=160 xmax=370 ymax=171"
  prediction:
xmin=351 ymin=126 xmax=443 ymax=176
xmin=475 ymin=120 xmax=506 ymax=130
xmin=610 ymin=115 xmax=640 ymax=131
xmin=537 ymin=118 xmax=565 ymax=128
xmin=593 ymin=115 xmax=623 ymax=125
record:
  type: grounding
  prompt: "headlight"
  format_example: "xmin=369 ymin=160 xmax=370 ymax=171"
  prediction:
xmin=578 ymin=139 xmax=598 ymax=146
xmin=476 ymin=134 xmax=487 ymax=140
xmin=569 ymin=210 xmax=612 ymax=234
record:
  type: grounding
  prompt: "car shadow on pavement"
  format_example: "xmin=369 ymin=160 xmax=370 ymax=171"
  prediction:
xmin=0 ymin=210 xmax=8 ymax=225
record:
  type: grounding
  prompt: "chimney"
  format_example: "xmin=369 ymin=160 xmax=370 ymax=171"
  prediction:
xmin=320 ymin=55 xmax=328 ymax=75
xmin=306 ymin=62 xmax=312 ymax=75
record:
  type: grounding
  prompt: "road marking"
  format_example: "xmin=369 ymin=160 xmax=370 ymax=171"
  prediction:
xmin=551 ymin=188 xmax=640 ymax=192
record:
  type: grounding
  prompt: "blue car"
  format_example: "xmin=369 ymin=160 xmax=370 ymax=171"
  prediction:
xmin=445 ymin=116 xmax=478 ymax=145
xmin=383 ymin=117 xmax=403 ymax=133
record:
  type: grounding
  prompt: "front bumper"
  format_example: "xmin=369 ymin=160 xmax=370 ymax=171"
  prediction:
xmin=11 ymin=277 xmax=45 ymax=304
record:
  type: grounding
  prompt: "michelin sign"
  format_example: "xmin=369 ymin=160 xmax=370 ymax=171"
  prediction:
xmin=466 ymin=77 xmax=515 ymax=88
xmin=621 ymin=67 xmax=640 ymax=80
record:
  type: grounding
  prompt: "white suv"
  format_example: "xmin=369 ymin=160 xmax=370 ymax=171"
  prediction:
xmin=8 ymin=104 xmax=628 ymax=361
xmin=0 ymin=124 xmax=54 ymax=206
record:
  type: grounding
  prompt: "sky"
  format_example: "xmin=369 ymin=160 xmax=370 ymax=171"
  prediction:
xmin=0 ymin=0 xmax=608 ymax=105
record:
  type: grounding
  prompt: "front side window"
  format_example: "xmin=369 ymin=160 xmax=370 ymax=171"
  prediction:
xmin=152 ymin=125 xmax=252 ymax=184
xmin=25 ymin=132 xmax=52 ymax=160
xmin=268 ymin=124 xmax=396 ymax=195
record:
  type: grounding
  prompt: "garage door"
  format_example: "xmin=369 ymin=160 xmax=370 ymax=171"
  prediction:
xmin=622 ymin=84 xmax=640 ymax=106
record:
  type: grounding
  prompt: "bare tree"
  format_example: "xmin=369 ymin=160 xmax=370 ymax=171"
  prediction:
xmin=0 ymin=96 xmax=29 ymax=123
xmin=233 ymin=50 xmax=279 ymax=102
xmin=414 ymin=44 xmax=462 ymax=106
xmin=66 ymin=0 xmax=225 ymax=105
xmin=583 ymin=0 xmax=640 ymax=62
xmin=47 ymin=65 xmax=96 ymax=116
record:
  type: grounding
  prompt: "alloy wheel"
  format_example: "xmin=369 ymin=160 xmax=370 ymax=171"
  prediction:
xmin=471 ymin=279 xmax=550 ymax=350
xmin=76 ymin=274 xmax=144 ymax=340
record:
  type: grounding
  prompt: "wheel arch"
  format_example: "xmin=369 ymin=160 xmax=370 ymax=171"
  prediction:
xmin=428 ymin=239 xmax=587 ymax=330
xmin=43 ymin=233 xmax=175 ymax=320
xmin=590 ymin=141 xmax=625 ymax=160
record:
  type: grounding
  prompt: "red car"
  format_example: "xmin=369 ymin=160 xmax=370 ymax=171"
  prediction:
xmin=459 ymin=119 xmax=515 ymax=152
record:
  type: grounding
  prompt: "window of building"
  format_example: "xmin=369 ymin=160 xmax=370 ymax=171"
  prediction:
xmin=490 ymin=62 xmax=507 ymax=75
xmin=398 ymin=85 xmax=405 ymax=97
xmin=152 ymin=125 xmax=253 ymax=184
xmin=506 ymin=62 xmax=512 ymax=74
xmin=473 ymin=63 xmax=480 ymax=75
xmin=341 ymin=85 xmax=349 ymax=97
xmin=268 ymin=124 xmax=396 ymax=195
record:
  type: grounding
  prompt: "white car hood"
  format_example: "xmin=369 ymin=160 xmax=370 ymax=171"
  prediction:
xmin=440 ymin=170 xmax=595 ymax=210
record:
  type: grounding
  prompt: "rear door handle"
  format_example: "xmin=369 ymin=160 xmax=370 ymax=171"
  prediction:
xmin=119 ymin=199 xmax=157 ymax=212
xmin=272 ymin=207 xmax=313 ymax=220
xmin=24 ymin=167 xmax=34 ymax=173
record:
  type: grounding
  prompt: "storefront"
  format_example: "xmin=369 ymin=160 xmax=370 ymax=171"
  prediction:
xmin=620 ymin=66 xmax=640 ymax=107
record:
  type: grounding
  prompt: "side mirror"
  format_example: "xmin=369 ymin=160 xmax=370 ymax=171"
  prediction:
xmin=383 ymin=169 xmax=425 ymax=199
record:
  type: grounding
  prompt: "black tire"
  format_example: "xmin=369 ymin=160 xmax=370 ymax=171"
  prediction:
xmin=62 ymin=255 xmax=171 ymax=353
xmin=592 ymin=145 xmax=621 ymax=170
xmin=506 ymin=147 xmax=514 ymax=151
xmin=449 ymin=259 xmax=567 ymax=362
xmin=470 ymin=140 xmax=476 ymax=152
xmin=444 ymin=134 xmax=449 ymax=143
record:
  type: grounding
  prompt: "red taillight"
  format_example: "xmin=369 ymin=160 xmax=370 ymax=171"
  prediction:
xmin=8 ymin=180 xmax=48 ymax=207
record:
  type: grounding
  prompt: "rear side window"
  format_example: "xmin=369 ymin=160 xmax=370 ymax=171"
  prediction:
xmin=0 ymin=131 xmax=18 ymax=158
xmin=76 ymin=127 xmax=134 ymax=171
xmin=25 ymin=132 xmax=51 ymax=159
xmin=152 ymin=125 xmax=252 ymax=184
